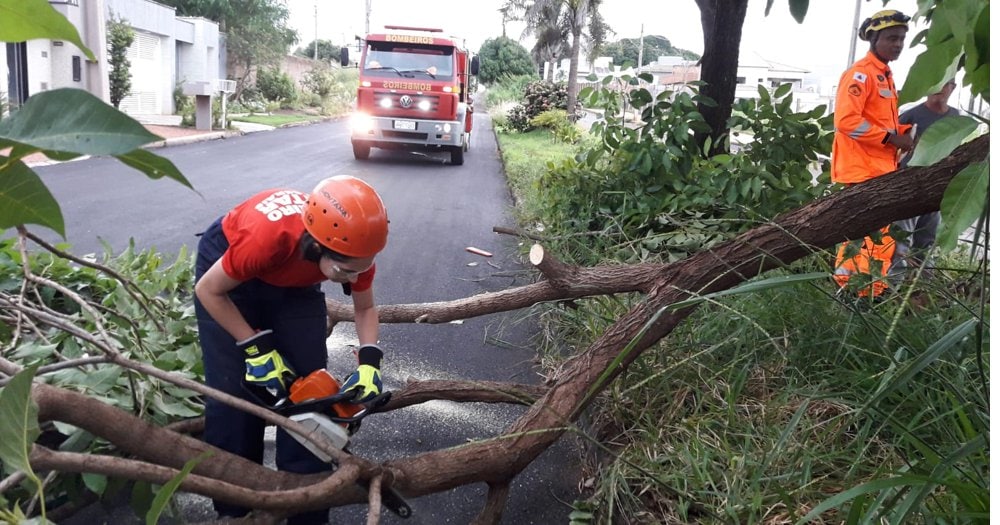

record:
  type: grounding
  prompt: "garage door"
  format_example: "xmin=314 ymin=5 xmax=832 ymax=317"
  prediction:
xmin=119 ymin=31 xmax=162 ymax=115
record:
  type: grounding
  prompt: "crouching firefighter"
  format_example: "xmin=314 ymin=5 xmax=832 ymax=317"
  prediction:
xmin=831 ymin=9 xmax=914 ymax=297
xmin=194 ymin=175 xmax=389 ymax=524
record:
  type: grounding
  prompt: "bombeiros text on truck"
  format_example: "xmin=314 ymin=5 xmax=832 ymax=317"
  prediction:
xmin=339 ymin=26 xmax=480 ymax=165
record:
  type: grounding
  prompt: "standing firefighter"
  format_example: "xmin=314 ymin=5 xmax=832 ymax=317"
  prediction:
xmin=194 ymin=175 xmax=389 ymax=524
xmin=831 ymin=9 xmax=914 ymax=297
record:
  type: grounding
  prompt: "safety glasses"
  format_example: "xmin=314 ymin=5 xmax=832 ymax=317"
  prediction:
xmin=872 ymin=12 xmax=911 ymax=26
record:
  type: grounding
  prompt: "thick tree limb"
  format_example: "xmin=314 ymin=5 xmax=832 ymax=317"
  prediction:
xmin=12 ymin=136 xmax=987 ymax=519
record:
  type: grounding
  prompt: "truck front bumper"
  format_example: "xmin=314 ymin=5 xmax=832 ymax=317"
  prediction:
xmin=350 ymin=114 xmax=465 ymax=149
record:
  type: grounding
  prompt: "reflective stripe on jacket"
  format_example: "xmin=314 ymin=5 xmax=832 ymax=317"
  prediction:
xmin=831 ymin=51 xmax=908 ymax=184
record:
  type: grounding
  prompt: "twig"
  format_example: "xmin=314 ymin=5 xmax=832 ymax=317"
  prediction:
xmin=366 ymin=474 xmax=382 ymax=525
xmin=21 ymin=227 xmax=166 ymax=331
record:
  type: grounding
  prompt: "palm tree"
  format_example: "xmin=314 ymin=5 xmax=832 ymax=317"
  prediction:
xmin=505 ymin=0 xmax=607 ymax=118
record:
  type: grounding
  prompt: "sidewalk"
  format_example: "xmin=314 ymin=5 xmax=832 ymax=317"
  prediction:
xmin=19 ymin=124 xmax=241 ymax=168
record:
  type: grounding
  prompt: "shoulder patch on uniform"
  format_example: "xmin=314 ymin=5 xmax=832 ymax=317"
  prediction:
xmin=853 ymin=71 xmax=867 ymax=83
xmin=848 ymin=85 xmax=862 ymax=97
xmin=877 ymin=74 xmax=885 ymax=82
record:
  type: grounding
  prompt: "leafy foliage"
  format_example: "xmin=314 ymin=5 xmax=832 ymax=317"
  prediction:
xmin=107 ymin=16 xmax=135 ymax=109
xmin=506 ymin=80 xmax=573 ymax=132
xmin=477 ymin=36 xmax=536 ymax=85
xmin=529 ymin=109 xmax=582 ymax=144
xmin=295 ymin=39 xmax=340 ymax=62
xmin=532 ymin=75 xmax=832 ymax=263
xmin=255 ymin=68 xmax=297 ymax=103
xmin=0 ymin=239 xmax=204 ymax=518
xmin=598 ymin=34 xmax=700 ymax=67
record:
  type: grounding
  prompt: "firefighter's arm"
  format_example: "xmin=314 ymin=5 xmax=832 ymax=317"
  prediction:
xmin=195 ymin=258 xmax=256 ymax=342
xmin=351 ymin=286 xmax=379 ymax=346
xmin=834 ymin=70 xmax=889 ymax=147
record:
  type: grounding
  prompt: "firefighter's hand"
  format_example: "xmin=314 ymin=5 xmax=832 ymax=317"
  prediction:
xmin=887 ymin=132 xmax=914 ymax=152
xmin=239 ymin=330 xmax=297 ymax=398
xmin=342 ymin=344 xmax=383 ymax=402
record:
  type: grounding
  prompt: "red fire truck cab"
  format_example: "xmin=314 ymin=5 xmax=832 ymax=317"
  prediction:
xmin=345 ymin=26 xmax=479 ymax=165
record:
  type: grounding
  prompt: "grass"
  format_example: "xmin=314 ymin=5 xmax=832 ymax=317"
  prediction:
xmin=487 ymin=78 xmax=990 ymax=522
xmin=230 ymin=113 xmax=323 ymax=127
xmin=494 ymin=128 xmax=589 ymax=225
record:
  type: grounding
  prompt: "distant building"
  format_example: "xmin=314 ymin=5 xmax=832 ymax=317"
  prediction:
xmin=2 ymin=0 xmax=224 ymax=118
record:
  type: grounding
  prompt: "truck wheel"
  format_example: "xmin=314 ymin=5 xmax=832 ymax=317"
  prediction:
xmin=450 ymin=146 xmax=464 ymax=166
xmin=353 ymin=142 xmax=370 ymax=160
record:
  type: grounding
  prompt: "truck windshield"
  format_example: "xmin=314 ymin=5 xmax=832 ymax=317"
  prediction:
xmin=363 ymin=42 xmax=454 ymax=78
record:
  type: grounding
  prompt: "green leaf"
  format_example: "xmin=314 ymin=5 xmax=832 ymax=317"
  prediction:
xmin=146 ymin=451 xmax=212 ymax=525
xmin=115 ymin=149 xmax=194 ymax=189
xmin=0 ymin=159 xmax=65 ymax=236
xmin=82 ymin=473 xmax=108 ymax=495
xmin=773 ymin=82 xmax=793 ymax=100
xmin=0 ymin=0 xmax=95 ymax=60
xmin=907 ymin=115 xmax=979 ymax=167
xmin=0 ymin=365 xmax=42 ymax=489
xmin=899 ymin=42 xmax=962 ymax=104
xmin=936 ymin=159 xmax=988 ymax=253
xmin=0 ymin=89 xmax=161 ymax=155
xmin=796 ymin=475 xmax=927 ymax=524
xmin=788 ymin=0 xmax=810 ymax=23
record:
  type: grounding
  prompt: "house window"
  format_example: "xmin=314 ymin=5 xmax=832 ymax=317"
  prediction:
xmin=72 ymin=56 xmax=81 ymax=81
xmin=736 ymin=76 xmax=746 ymax=84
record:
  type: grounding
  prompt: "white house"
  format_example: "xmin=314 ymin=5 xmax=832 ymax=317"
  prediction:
xmin=2 ymin=0 xmax=224 ymax=117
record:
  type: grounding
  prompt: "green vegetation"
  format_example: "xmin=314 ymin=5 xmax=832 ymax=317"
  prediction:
xmin=230 ymin=113 xmax=323 ymax=127
xmin=599 ymin=34 xmax=700 ymax=67
xmin=106 ymin=16 xmax=135 ymax=109
xmin=485 ymin=11 xmax=990 ymax=515
xmin=477 ymin=36 xmax=536 ymax=85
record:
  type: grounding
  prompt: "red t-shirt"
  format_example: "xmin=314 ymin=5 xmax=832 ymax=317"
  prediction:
xmin=220 ymin=188 xmax=375 ymax=291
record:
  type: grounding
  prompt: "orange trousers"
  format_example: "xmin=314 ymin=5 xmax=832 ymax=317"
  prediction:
xmin=833 ymin=225 xmax=896 ymax=297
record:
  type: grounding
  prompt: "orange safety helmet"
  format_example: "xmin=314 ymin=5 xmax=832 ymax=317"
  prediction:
xmin=302 ymin=175 xmax=388 ymax=258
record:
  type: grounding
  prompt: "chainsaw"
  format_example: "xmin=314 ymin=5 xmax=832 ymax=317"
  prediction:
xmin=244 ymin=369 xmax=412 ymax=519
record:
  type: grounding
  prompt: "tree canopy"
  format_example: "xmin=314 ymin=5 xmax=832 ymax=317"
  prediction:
xmin=477 ymin=36 xmax=537 ymax=84
xmin=295 ymin=39 xmax=340 ymax=62
xmin=599 ymin=34 xmax=700 ymax=68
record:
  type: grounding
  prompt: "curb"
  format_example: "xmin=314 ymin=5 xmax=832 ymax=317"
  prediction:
xmin=146 ymin=130 xmax=240 ymax=148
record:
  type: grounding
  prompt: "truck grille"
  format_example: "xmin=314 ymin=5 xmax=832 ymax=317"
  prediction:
xmin=384 ymin=130 xmax=429 ymax=140
xmin=374 ymin=91 xmax=440 ymax=112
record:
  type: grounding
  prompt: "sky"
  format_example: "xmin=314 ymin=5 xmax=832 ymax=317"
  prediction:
xmin=285 ymin=0 xmax=928 ymax=97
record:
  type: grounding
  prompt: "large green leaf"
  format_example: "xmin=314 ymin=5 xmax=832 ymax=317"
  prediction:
xmin=936 ymin=158 xmax=988 ymax=253
xmin=0 ymin=158 xmax=65 ymax=236
xmin=0 ymin=0 xmax=94 ymax=60
xmin=115 ymin=149 xmax=194 ymax=189
xmin=145 ymin=451 xmax=211 ymax=525
xmin=0 ymin=89 xmax=161 ymax=156
xmin=899 ymin=42 xmax=962 ymax=104
xmin=906 ymin=115 xmax=979 ymax=167
xmin=0 ymin=365 xmax=42 ymax=488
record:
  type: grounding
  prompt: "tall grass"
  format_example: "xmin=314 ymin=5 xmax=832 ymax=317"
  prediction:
xmin=491 ymin=85 xmax=989 ymax=524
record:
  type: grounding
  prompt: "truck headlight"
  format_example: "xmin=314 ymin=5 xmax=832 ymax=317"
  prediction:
xmin=418 ymin=100 xmax=431 ymax=111
xmin=351 ymin=113 xmax=374 ymax=132
xmin=379 ymin=97 xmax=393 ymax=108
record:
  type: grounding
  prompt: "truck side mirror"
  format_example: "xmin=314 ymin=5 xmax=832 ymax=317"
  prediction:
xmin=340 ymin=47 xmax=350 ymax=67
xmin=470 ymin=55 xmax=480 ymax=76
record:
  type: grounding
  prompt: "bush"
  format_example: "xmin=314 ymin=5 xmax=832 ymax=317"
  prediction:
xmin=301 ymin=66 xmax=336 ymax=98
xmin=529 ymin=109 xmax=581 ymax=144
xmin=256 ymin=68 xmax=296 ymax=103
xmin=506 ymin=80 xmax=573 ymax=132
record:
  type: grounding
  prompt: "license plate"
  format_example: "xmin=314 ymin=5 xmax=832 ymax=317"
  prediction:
xmin=393 ymin=120 xmax=416 ymax=130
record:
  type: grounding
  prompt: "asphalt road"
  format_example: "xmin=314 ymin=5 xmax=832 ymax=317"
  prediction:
xmin=33 ymin=115 xmax=583 ymax=523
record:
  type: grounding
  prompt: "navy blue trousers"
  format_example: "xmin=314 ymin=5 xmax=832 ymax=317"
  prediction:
xmin=195 ymin=218 xmax=331 ymax=524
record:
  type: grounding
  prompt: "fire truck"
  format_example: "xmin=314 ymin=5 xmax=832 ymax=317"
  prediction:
xmin=342 ymin=26 xmax=480 ymax=165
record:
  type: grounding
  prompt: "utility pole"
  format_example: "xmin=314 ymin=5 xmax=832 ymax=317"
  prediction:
xmin=365 ymin=0 xmax=372 ymax=35
xmin=637 ymin=24 xmax=644 ymax=75
xmin=847 ymin=0 xmax=862 ymax=67
xmin=314 ymin=1 xmax=319 ymax=60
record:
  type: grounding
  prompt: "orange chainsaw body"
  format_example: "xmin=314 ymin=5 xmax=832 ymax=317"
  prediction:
xmin=288 ymin=369 xmax=363 ymax=421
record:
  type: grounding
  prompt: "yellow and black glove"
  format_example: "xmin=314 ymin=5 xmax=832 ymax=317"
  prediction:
xmin=342 ymin=344 xmax=383 ymax=402
xmin=239 ymin=329 xmax=297 ymax=402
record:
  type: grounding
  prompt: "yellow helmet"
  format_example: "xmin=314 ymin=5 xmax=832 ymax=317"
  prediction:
xmin=858 ymin=10 xmax=910 ymax=41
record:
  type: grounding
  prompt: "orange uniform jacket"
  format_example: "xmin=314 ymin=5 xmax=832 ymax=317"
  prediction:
xmin=831 ymin=51 xmax=911 ymax=296
xmin=831 ymin=51 xmax=910 ymax=184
